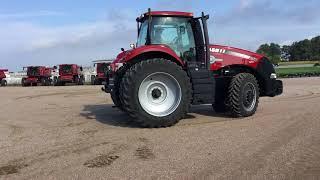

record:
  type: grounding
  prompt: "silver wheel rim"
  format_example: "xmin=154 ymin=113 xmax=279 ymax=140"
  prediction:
xmin=138 ymin=72 xmax=182 ymax=117
xmin=242 ymin=82 xmax=257 ymax=112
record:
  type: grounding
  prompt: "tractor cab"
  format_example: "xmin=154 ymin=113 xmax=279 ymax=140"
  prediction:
xmin=136 ymin=10 xmax=210 ymax=68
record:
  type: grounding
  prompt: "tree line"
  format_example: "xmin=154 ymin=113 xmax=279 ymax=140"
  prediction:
xmin=256 ymin=36 xmax=320 ymax=64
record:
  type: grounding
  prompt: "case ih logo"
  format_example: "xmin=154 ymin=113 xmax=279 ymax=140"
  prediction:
xmin=210 ymin=48 xmax=226 ymax=54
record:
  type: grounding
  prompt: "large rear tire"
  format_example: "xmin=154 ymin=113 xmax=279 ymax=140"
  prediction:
xmin=119 ymin=59 xmax=192 ymax=128
xmin=227 ymin=73 xmax=259 ymax=117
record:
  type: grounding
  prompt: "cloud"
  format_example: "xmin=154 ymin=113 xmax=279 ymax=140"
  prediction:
xmin=153 ymin=0 xmax=195 ymax=11
xmin=0 ymin=11 xmax=137 ymax=70
xmin=211 ymin=0 xmax=320 ymax=50
xmin=216 ymin=0 xmax=320 ymax=25
xmin=0 ymin=11 xmax=65 ymax=19
xmin=239 ymin=0 xmax=253 ymax=10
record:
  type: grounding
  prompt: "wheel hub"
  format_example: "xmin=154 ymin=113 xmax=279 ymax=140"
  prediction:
xmin=151 ymin=88 xmax=162 ymax=99
xmin=138 ymin=72 xmax=182 ymax=117
xmin=242 ymin=82 xmax=257 ymax=111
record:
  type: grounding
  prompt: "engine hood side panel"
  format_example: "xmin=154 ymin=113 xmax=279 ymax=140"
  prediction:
xmin=209 ymin=44 xmax=265 ymax=71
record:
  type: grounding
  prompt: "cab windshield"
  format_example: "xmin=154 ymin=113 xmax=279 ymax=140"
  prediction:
xmin=137 ymin=16 xmax=196 ymax=59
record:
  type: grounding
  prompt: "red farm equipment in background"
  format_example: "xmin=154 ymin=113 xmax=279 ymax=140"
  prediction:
xmin=22 ymin=66 xmax=52 ymax=86
xmin=0 ymin=69 xmax=8 ymax=87
xmin=53 ymin=64 xmax=84 ymax=86
xmin=91 ymin=60 xmax=113 ymax=85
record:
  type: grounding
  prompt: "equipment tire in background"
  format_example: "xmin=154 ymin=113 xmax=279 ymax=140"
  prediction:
xmin=91 ymin=75 xmax=96 ymax=85
xmin=21 ymin=78 xmax=28 ymax=87
xmin=53 ymin=77 xmax=59 ymax=86
xmin=41 ymin=78 xmax=46 ymax=86
xmin=1 ymin=80 xmax=7 ymax=87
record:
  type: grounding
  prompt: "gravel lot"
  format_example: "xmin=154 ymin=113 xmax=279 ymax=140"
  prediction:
xmin=0 ymin=77 xmax=320 ymax=179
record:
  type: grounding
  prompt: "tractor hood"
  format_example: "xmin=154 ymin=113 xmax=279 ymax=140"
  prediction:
xmin=210 ymin=44 xmax=264 ymax=61
xmin=209 ymin=44 xmax=271 ymax=71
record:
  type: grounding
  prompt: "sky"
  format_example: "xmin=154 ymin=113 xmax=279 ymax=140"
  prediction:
xmin=0 ymin=0 xmax=319 ymax=71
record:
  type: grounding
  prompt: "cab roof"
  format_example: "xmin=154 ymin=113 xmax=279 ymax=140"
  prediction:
xmin=144 ymin=11 xmax=194 ymax=17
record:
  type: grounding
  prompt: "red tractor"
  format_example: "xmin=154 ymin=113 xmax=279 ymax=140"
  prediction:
xmin=0 ymin=69 xmax=8 ymax=87
xmin=22 ymin=66 xmax=52 ymax=86
xmin=53 ymin=64 xmax=84 ymax=86
xmin=91 ymin=60 xmax=113 ymax=85
xmin=102 ymin=10 xmax=283 ymax=128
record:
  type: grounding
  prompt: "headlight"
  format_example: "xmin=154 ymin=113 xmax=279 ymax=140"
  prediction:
xmin=270 ymin=73 xmax=277 ymax=79
xmin=115 ymin=63 xmax=124 ymax=70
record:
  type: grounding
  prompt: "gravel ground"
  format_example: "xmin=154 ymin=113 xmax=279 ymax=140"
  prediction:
xmin=0 ymin=77 xmax=320 ymax=179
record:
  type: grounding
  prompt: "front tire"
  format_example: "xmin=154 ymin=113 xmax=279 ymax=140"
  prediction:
xmin=1 ymin=80 xmax=7 ymax=87
xmin=227 ymin=73 xmax=259 ymax=117
xmin=120 ymin=59 xmax=192 ymax=128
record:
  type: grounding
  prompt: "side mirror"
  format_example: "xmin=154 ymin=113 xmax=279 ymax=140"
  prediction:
xmin=80 ymin=67 xmax=83 ymax=71
xmin=121 ymin=48 xmax=125 ymax=52
xmin=53 ymin=66 xmax=57 ymax=69
xmin=130 ymin=43 xmax=136 ymax=49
